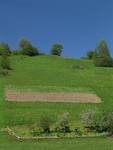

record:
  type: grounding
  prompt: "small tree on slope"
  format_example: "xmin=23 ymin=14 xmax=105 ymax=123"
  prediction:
xmin=94 ymin=40 xmax=113 ymax=67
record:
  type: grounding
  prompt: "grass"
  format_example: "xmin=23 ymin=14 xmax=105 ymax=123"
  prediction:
xmin=1 ymin=133 xmax=113 ymax=150
xmin=1 ymin=55 xmax=113 ymax=149
xmin=3 ymin=55 xmax=113 ymax=126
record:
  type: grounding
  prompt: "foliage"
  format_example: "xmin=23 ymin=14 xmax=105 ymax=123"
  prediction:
xmin=74 ymin=127 xmax=82 ymax=136
xmin=0 ymin=42 xmax=11 ymax=55
xmin=94 ymin=40 xmax=113 ymax=67
xmin=100 ymin=111 xmax=113 ymax=135
xmin=39 ymin=115 xmax=53 ymax=133
xmin=81 ymin=109 xmax=96 ymax=128
xmin=56 ymin=112 xmax=70 ymax=133
xmin=94 ymin=55 xmax=113 ymax=67
xmin=12 ymin=50 xmax=22 ymax=55
xmin=0 ymin=54 xmax=11 ymax=70
xmin=50 ymin=43 xmax=63 ymax=56
xmin=81 ymin=109 xmax=113 ymax=135
xmin=87 ymin=50 xmax=96 ymax=59
xmin=19 ymin=37 xmax=39 ymax=56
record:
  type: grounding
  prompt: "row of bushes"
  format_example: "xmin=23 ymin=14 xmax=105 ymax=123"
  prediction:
xmin=29 ymin=110 xmax=113 ymax=137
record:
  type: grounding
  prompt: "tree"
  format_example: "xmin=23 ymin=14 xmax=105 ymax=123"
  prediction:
xmin=81 ymin=109 xmax=96 ymax=128
xmin=104 ymin=112 xmax=113 ymax=135
xmin=51 ymin=43 xmax=63 ymax=56
xmin=87 ymin=50 xmax=96 ymax=59
xmin=94 ymin=40 xmax=113 ymax=67
xmin=0 ymin=42 xmax=11 ymax=55
xmin=56 ymin=112 xmax=70 ymax=133
xmin=1 ymin=54 xmax=11 ymax=70
xmin=19 ymin=37 xmax=39 ymax=56
xmin=39 ymin=115 xmax=52 ymax=133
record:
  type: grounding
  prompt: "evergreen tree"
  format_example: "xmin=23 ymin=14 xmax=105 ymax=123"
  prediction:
xmin=94 ymin=40 xmax=113 ymax=67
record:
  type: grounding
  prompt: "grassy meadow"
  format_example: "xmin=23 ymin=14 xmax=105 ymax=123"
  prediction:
xmin=1 ymin=55 xmax=113 ymax=149
xmin=1 ymin=133 xmax=113 ymax=150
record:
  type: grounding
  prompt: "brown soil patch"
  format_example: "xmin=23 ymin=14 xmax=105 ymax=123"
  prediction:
xmin=6 ymin=90 xmax=101 ymax=103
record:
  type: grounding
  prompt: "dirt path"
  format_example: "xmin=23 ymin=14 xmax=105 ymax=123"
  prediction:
xmin=6 ymin=90 xmax=101 ymax=103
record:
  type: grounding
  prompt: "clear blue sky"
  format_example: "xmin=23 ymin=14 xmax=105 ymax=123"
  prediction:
xmin=0 ymin=0 xmax=113 ymax=57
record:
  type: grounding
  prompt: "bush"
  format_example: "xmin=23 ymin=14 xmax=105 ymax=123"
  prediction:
xmin=87 ymin=50 xmax=96 ymax=59
xmin=21 ymin=46 xmax=38 ymax=56
xmin=19 ymin=37 xmax=39 ymax=56
xmin=81 ymin=109 xmax=96 ymax=129
xmin=50 ymin=43 xmax=63 ymax=56
xmin=39 ymin=115 xmax=52 ymax=133
xmin=0 ymin=42 xmax=11 ymax=55
xmin=94 ymin=40 xmax=113 ymax=67
xmin=12 ymin=50 xmax=22 ymax=55
xmin=30 ymin=128 xmax=41 ymax=136
xmin=0 ymin=54 xmax=11 ymax=70
xmin=94 ymin=55 xmax=113 ymax=67
xmin=101 ymin=111 xmax=113 ymax=135
xmin=74 ymin=127 xmax=82 ymax=136
xmin=56 ymin=112 xmax=70 ymax=133
xmin=81 ymin=109 xmax=113 ymax=135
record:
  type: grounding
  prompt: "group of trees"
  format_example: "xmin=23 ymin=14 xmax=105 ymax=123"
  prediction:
xmin=0 ymin=38 xmax=113 ymax=75
xmin=32 ymin=109 xmax=113 ymax=137
xmin=0 ymin=37 xmax=63 ymax=57
xmin=36 ymin=112 xmax=70 ymax=135
xmin=86 ymin=40 xmax=113 ymax=67
xmin=0 ymin=38 xmax=63 ymax=75
xmin=81 ymin=109 xmax=113 ymax=136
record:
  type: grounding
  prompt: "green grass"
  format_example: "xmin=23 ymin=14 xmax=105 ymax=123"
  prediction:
xmin=2 ymin=55 xmax=113 ymax=125
xmin=1 ymin=55 xmax=113 ymax=148
xmin=3 ymin=55 xmax=113 ymax=126
xmin=1 ymin=133 xmax=113 ymax=150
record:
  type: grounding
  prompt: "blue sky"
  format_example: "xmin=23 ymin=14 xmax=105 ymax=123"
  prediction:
xmin=0 ymin=0 xmax=113 ymax=57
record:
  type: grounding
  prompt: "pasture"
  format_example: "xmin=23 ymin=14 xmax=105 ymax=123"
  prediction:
xmin=1 ymin=55 xmax=113 ymax=149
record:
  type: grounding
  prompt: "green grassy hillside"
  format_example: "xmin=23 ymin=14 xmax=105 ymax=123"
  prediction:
xmin=1 ymin=55 xmax=113 ymax=149
xmin=1 ymin=55 xmax=113 ymax=126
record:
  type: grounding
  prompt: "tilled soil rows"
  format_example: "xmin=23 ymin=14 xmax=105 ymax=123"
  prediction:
xmin=6 ymin=90 xmax=101 ymax=103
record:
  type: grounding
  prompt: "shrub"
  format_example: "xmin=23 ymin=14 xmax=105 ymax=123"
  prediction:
xmin=0 ymin=54 xmax=11 ymax=70
xmin=81 ymin=109 xmax=96 ymax=128
xmin=101 ymin=111 xmax=113 ymax=135
xmin=0 ymin=42 xmax=11 ymax=55
xmin=81 ymin=109 xmax=113 ymax=135
xmin=21 ymin=45 xmax=38 ymax=56
xmin=94 ymin=55 xmax=113 ymax=67
xmin=56 ymin=112 xmax=70 ymax=133
xmin=30 ymin=128 xmax=41 ymax=136
xmin=19 ymin=37 xmax=39 ymax=56
xmin=50 ymin=43 xmax=63 ymax=56
xmin=39 ymin=115 xmax=52 ymax=133
xmin=74 ymin=127 xmax=82 ymax=136
xmin=94 ymin=40 xmax=113 ymax=67
xmin=87 ymin=50 xmax=96 ymax=59
xmin=12 ymin=50 xmax=22 ymax=55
